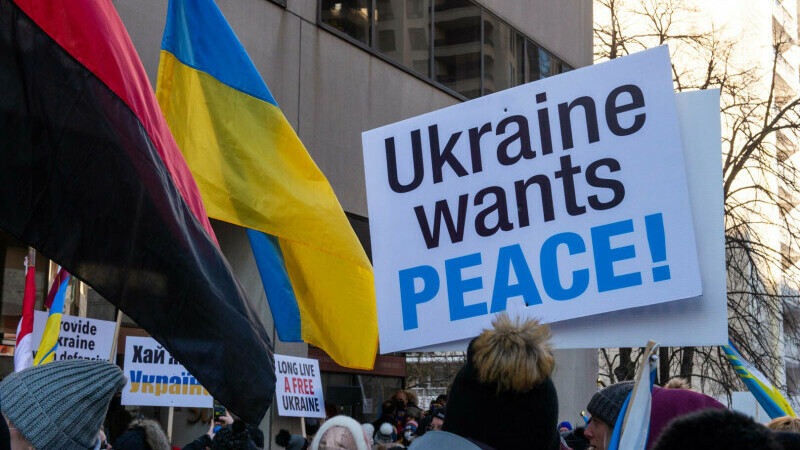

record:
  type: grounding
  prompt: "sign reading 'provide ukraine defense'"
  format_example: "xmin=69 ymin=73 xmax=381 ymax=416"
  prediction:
xmin=121 ymin=336 xmax=213 ymax=408
xmin=362 ymin=46 xmax=702 ymax=353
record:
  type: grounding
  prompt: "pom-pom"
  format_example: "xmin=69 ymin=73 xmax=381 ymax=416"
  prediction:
xmin=471 ymin=313 xmax=554 ymax=393
xmin=275 ymin=429 xmax=292 ymax=447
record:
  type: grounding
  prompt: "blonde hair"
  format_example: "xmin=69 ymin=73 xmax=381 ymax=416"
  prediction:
xmin=664 ymin=378 xmax=691 ymax=390
xmin=767 ymin=415 xmax=800 ymax=432
xmin=471 ymin=314 xmax=554 ymax=393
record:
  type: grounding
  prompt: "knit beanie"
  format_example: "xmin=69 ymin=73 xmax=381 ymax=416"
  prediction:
xmin=374 ymin=422 xmax=395 ymax=444
xmin=211 ymin=421 xmax=253 ymax=450
xmin=0 ymin=398 xmax=9 ymax=450
xmin=0 ymin=359 xmax=126 ymax=450
xmin=443 ymin=314 xmax=560 ymax=450
xmin=586 ymin=381 xmax=633 ymax=426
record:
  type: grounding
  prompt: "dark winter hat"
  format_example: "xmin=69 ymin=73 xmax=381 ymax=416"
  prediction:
xmin=0 ymin=359 xmax=126 ymax=450
xmin=113 ymin=428 xmax=148 ymax=450
xmin=374 ymin=422 xmax=395 ymax=444
xmin=114 ymin=419 xmax=169 ymax=450
xmin=652 ymin=408 xmax=781 ymax=450
xmin=586 ymin=381 xmax=633 ymax=426
xmin=558 ymin=421 xmax=572 ymax=431
xmin=212 ymin=420 xmax=254 ymax=450
xmin=0 ymin=397 xmax=9 ymax=450
xmin=774 ymin=431 xmax=800 ymax=450
xmin=247 ymin=424 xmax=265 ymax=448
xmin=275 ymin=429 xmax=307 ymax=450
xmin=444 ymin=314 xmax=560 ymax=450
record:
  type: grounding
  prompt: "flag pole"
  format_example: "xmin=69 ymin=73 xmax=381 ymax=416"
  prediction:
xmin=27 ymin=247 xmax=35 ymax=271
xmin=167 ymin=406 xmax=175 ymax=444
xmin=109 ymin=309 xmax=123 ymax=362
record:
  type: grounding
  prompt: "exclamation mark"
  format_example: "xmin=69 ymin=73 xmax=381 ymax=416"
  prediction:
xmin=645 ymin=213 xmax=671 ymax=282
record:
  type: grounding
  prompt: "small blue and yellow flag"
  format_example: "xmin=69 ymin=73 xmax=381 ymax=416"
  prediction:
xmin=723 ymin=340 xmax=795 ymax=419
xmin=33 ymin=272 xmax=69 ymax=366
xmin=609 ymin=341 xmax=659 ymax=450
xmin=156 ymin=0 xmax=377 ymax=369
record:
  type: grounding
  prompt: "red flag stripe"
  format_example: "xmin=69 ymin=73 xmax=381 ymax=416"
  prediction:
xmin=44 ymin=268 xmax=69 ymax=310
xmin=12 ymin=0 xmax=217 ymax=244
xmin=16 ymin=265 xmax=36 ymax=346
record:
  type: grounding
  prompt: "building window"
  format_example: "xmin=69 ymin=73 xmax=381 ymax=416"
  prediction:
xmin=321 ymin=0 xmax=372 ymax=46
xmin=375 ymin=0 xmax=431 ymax=77
xmin=433 ymin=0 xmax=482 ymax=98
xmin=483 ymin=13 xmax=523 ymax=95
xmin=319 ymin=0 xmax=572 ymax=99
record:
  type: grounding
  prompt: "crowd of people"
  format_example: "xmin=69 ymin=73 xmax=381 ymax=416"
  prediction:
xmin=274 ymin=315 xmax=800 ymax=450
xmin=2 ymin=315 xmax=800 ymax=449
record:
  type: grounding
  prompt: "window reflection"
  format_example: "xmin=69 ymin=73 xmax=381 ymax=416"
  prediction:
xmin=321 ymin=0 xmax=371 ymax=45
xmin=433 ymin=0 xmax=482 ymax=98
xmin=376 ymin=0 xmax=431 ymax=77
xmin=319 ymin=0 xmax=572 ymax=98
xmin=483 ymin=13 xmax=523 ymax=94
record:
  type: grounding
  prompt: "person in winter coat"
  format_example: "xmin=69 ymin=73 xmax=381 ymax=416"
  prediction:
xmin=182 ymin=411 xmax=235 ymax=450
xmin=443 ymin=314 xmax=562 ymax=450
xmin=373 ymin=401 xmax=397 ymax=434
xmin=310 ymin=415 xmax=371 ymax=450
xmin=584 ymin=381 xmax=725 ymax=450
xmin=114 ymin=419 xmax=171 ymax=450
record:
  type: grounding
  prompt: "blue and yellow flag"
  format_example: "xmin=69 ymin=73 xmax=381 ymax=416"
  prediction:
xmin=156 ymin=0 xmax=377 ymax=369
xmin=723 ymin=341 xmax=795 ymax=419
xmin=33 ymin=273 xmax=69 ymax=366
xmin=609 ymin=341 xmax=659 ymax=450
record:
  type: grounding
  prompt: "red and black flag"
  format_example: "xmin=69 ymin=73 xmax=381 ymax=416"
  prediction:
xmin=0 ymin=0 xmax=275 ymax=422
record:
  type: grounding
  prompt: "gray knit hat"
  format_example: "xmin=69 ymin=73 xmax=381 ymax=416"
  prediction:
xmin=587 ymin=381 xmax=633 ymax=426
xmin=0 ymin=359 xmax=126 ymax=450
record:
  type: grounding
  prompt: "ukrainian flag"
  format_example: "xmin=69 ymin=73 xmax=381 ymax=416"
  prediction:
xmin=33 ymin=273 xmax=69 ymax=366
xmin=723 ymin=341 xmax=795 ymax=419
xmin=156 ymin=0 xmax=377 ymax=369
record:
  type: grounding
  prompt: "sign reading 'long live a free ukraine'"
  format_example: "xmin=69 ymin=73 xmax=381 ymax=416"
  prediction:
xmin=362 ymin=46 xmax=702 ymax=353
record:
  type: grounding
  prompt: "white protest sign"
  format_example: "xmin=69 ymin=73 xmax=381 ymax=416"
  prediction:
xmin=121 ymin=336 xmax=212 ymax=408
xmin=275 ymin=354 xmax=325 ymax=418
xmin=410 ymin=87 xmax=726 ymax=351
xmin=545 ymin=88 xmax=727 ymax=348
xmin=31 ymin=311 xmax=115 ymax=361
xmin=362 ymin=46 xmax=702 ymax=353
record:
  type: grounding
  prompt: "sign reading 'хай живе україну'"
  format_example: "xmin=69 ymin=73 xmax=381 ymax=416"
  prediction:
xmin=362 ymin=46 xmax=702 ymax=353
xmin=121 ymin=336 xmax=213 ymax=408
